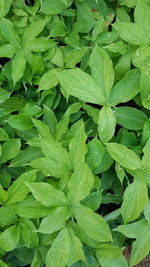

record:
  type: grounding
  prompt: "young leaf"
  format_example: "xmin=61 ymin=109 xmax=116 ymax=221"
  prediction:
xmin=67 ymin=162 xmax=94 ymax=204
xmin=121 ymin=180 xmax=148 ymax=223
xmin=89 ymin=46 xmax=114 ymax=100
xmin=12 ymin=49 xmax=26 ymax=85
xmin=0 ymin=44 xmax=18 ymax=58
xmin=0 ymin=128 xmax=9 ymax=141
xmin=58 ymin=68 xmax=105 ymax=105
xmin=98 ymin=105 xmax=116 ymax=143
xmin=0 ymin=225 xmax=20 ymax=252
xmin=108 ymin=70 xmax=140 ymax=106
xmin=38 ymin=207 xmax=70 ymax=234
xmin=26 ymin=182 xmax=68 ymax=207
xmin=85 ymin=137 xmax=104 ymax=170
xmin=106 ymin=143 xmax=142 ymax=170
xmin=134 ymin=0 xmax=150 ymax=41
xmin=6 ymin=114 xmax=33 ymax=131
xmin=73 ymin=204 xmax=112 ymax=242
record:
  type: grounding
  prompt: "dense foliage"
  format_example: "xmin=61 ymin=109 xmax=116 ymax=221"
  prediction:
xmin=0 ymin=0 xmax=150 ymax=266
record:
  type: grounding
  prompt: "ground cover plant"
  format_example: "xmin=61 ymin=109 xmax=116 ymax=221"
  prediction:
xmin=0 ymin=0 xmax=150 ymax=266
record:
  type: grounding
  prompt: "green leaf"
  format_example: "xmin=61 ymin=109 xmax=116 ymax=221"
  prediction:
xmin=26 ymin=182 xmax=68 ymax=207
xmin=67 ymin=162 xmax=94 ymax=204
xmin=115 ymin=219 xmax=149 ymax=239
xmin=85 ymin=137 xmax=104 ymax=170
xmin=38 ymin=69 xmax=59 ymax=91
xmin=22 ymin=19 xmax=46 ymax=43
xmin=108 ymin=70 xmax=140 ymax=106
xmin=114 ymin=22 xmax=149 ymax=45
xmin=106 ymin=142 xmax=142 ymax=170
xmin=0 ymin=225 xmax=20 ymax=252
xmin=24 ymin=38 xmax=54 ymax=52
xmin=0 ymin=44 xmax=18 ymax=58
xmin=142 ymin=138 xmax=150 ymax=170
xmin=69 ymin=121 xmax=87 ymax=168
xmin=144 ymin=200 xmax=150 ymax=223
xmin=129 ymin=227 xmax=150 ymax=266
xmin=113 ymin=107 xmax=147 ymax=130
xmin=98 ymin=255 xmax=128 ymax=267
xmin=73 ymin=204 xmax=112 ymax=242
xmin=0 ymin=18 xmax=21 ymax=45
xmin=134 ymin=0 xmax=150 ymax=41
xmin=89 ymin=46 xmax=114 ymax=100
xmin=38 ymin=207 xmax=70 ymax=234
xmin=41 ymin=0 xmax=72 ymax=14
xmin=10 ymin=147 xmax=42 ymax=167
xmin=0 ymin=0 xmax=12 ymax=18
xmin=98 ymin=105 xmax=116 ymax=143
xmin=46 ymin=227 xmax=70 ymax=267
xmin=0 ymin=260 xmax=8 ymax=267
xmin=41 ymin=137 xmax=71 ymax=173
xmin=13 ymin=197 xmax=51 ymax=218
xmin=6 ymin=170 xmax=37 ymax=205
xmin=12 ymin=49 xmax=26 ymax=85
xmin=0 ymin=139 xmax=21 ymax=164
xmin=121 ymin=180 xmax=148 ymax=223
xmin=0 ymin=128 xmax=9 ymax=141
xmin=6 ymin=114 xmax=33 ymax=131
xmin=58 ymin=68 xmax=105 ymax=105
xmin=0 ymin=206 xmax=17 ymax=227
xmin=0 ymin=89 xmax=11 ymax=104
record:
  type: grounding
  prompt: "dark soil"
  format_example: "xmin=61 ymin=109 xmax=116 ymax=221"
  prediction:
xmin=123 ymin=247 xmax=150 ymax=267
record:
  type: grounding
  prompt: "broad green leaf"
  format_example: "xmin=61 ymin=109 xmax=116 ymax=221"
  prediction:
xmin=134 ymin=0 xmax=150 ymax=41
xmin=0 ymin=139 xmax=21 ymax=164
xmin=97 ymin=255 xmax=128 ymax=267
xmin=0 ymin=44 xmax=18 ymax=58
xmin=140 ymin=71 xmax=150 ymax=108
xmin=12 ymin=49 xmax=26 ymax=85
xmin=0 ymin=206 xmax=17 ymax=227
xmin=113 ymin=107 xmax=147 ymax=130
xmin=108 ymin=70 xmax=140 ymax=106
xmin=0 ymin=225 xmax=20 ymax=252
xmin=98 ymin=105 xmax=116 ymax=143
xmin=0 ymin=89 xmax=11 ymax=104
xmin=96 ymin=244 xmax=122 ymax=260
xmin=41 ymin=0 xmax=72 ymax=14
xmin=132 ymin=45 xmax=150 ymax=73
xmin=129 ymin=227 xmax=150 ymax=266
xmin=67 ymin=226 xmax=85 ymax=266
xmin=41 ymin=137 xmax=71 ymax=172
xmin=38 ymin=207 xmax=70 ymax=234
xmin=144 ymin=200 xmax=150 ymax=223
xmin=0 ymin=0 xmax=12 ymax=18
xmin=22 ymin=19 xmax=46 ymax=43
xmin=26 ymin=182 xmax=68 ymax=207
xmin=32 ymin=118 xmax=52 ymax=138
xmin=73 ymin=204 xmax=112 ymax=242
xmin=69 ymin=121 xmax=87 ymax=168
xmin=81 ymin=191 xmax=102 ymax=211
xmin=106 ymin=143 xmax=142 ymax=170
xmin=13 ymin=197 xmax=51 ymax=218
xmin=0 ymin=18 xmax=21 ymax=45
xmin=115 ymin=163 xmax=125 ymax=184
xmin=24 ymin=38 xmax=54 ymax=52
xmin=10 ymin=147 xmax=42 ymax=167
xmin=121 ymin=180 xmax=148 ymax=223
xmin=38 ymin=69 xmax=59 ymax=91
xmin=115 ymin=219 xmax=149 ymax=239
xmin=46 ymin=227 xmax=69 ymax=267
xmin=142 ymin=137 xmax=150 ymax=170
xmin=43 ymin=105 xmax=57 ymax=136
xmin=85 ymin=137 xmax=104 ymax=170
xmin=67 ymin=162 xmax=94 ymax=203
xmin=6 ymin=114 xmax=33 ymax=131
xmin=114 ymin=22 xmax=149 ymax=45
xmin=0 ymin=128 xmax=9 ymax=141
xmin=58 ymin=68 xmax=105 ymax=105
xmin=6 ymin=170 xmax=37 ymax=205
xmin=89 ymin=46 xmax=114 ymax=100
